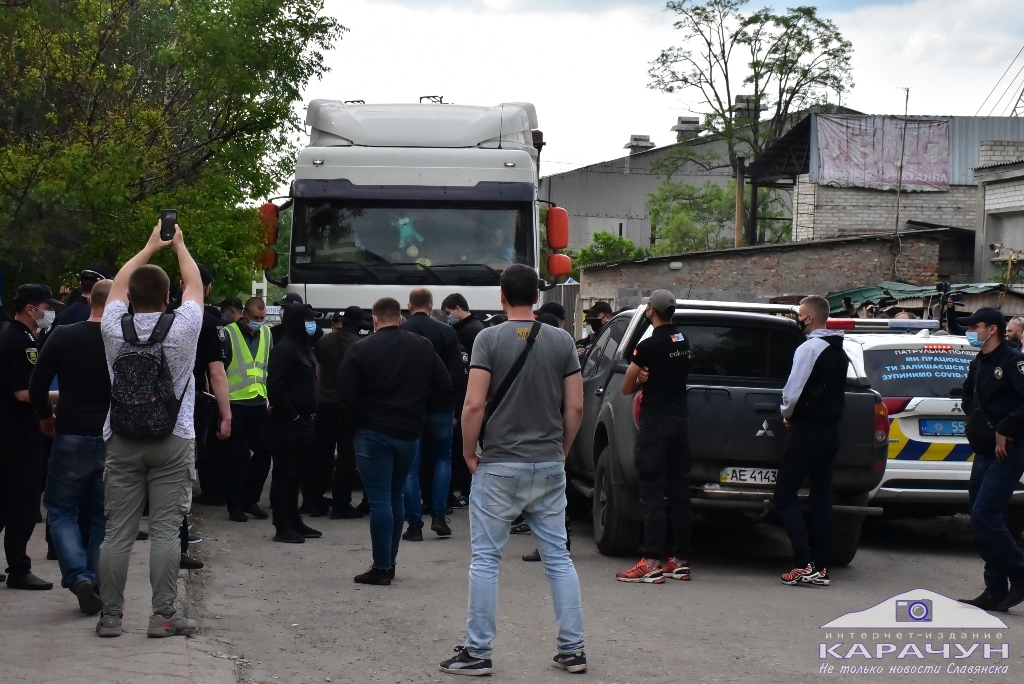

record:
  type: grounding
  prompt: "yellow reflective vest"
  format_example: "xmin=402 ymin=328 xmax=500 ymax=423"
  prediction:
xmin=225 ymin=323 xmax=270 ymax=401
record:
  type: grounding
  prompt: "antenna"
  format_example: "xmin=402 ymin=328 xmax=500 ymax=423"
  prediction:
xmin=498 ymin=104 xmax=504 ymax=150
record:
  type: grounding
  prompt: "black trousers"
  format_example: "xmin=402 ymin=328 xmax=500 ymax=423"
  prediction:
xmin=303 ymin=402 xmax=357 ymax=508
xmin=196 ymin=401 xmax=227 ymax=503
xmin=0 ymin=424 xmax=45 ymax=576
xmin=224 ymin=402 xmax=273 ymax=511
xmin=270 ymin=415 xmax=315 ymax=530
xmin=450 ymin=416 xmax=471 ymax=500
xmin=635 ymin=414 xmax=692 ymax=560
xmin=772 ymin=420 xmax=838 ymax=569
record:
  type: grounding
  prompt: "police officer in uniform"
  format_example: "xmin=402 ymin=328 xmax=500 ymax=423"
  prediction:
xmin=0 ymin=284 xmax=61 ymax=590
xmin=957 ymin=307 xmax=1024 ymax=613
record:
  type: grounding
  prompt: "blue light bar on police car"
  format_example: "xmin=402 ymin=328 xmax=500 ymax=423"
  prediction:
xmin=826 ymin=318 xmax=940 ymax=332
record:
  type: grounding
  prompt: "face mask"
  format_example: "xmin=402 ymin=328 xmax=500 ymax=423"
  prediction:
xmin=38 ymin=309 xmax=55 ymax=329
xmin=305 ymin=321 xmax=318 ymax=336
xmin=587 ymin=318 xmax=604 ymax=335
xmin=247 ymin=320 xmax=264 ymax=331
xmin=447 ymin=316 xmax=458 ymax=326
xmin=796 ymin=316 xmax=809 ymax=333
xmin=966 ymin=331 xmax=988 ymax=348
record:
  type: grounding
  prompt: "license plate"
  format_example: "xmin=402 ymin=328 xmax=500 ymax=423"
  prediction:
xmin=720 ymin=467 xmax=778 ymax=485
xmin=918 ymin=419 xmax=966 ymax=437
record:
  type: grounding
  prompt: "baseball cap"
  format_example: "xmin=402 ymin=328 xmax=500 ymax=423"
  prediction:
xmin=218 ymin=296 xmax=243 ymax=310
xmin=79 ymin=263 xmax=112 ymax=283
xmin=534 ymin=301 xmax=566 ymax=321
xmin=586 ymin=301 xmax=613 ymax=317
xmin=957 ymin=307 xmax=1007 ymax=331
xmin=277 ymin=292 xmax=303 ymax=305
xmin=648 ymin=290 xmax=676 ymax=314
xmin=196 ymin=263 xmax=214 ymax=287
xmin=343 ymin=305 xmax=364 ymax=328
xmin=13 ymin=284 xmax=63 ymax=309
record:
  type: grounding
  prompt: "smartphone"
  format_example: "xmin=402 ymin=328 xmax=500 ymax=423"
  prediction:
xmin=160 ymin=209 xmax=177 ymax=242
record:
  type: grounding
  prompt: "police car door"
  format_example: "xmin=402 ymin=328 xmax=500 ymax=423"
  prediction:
xmin=680 ymin=320 xmax=803 ymax=484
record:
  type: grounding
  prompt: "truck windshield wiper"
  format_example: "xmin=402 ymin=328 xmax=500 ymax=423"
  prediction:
xmin=389 ymin=262 xmax=446 ymax=285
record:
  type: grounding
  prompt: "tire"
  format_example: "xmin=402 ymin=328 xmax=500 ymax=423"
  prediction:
xmin=592 ymin=447 xmax=643 ymax=556
xmin=830 ymin=516 xmax=864 ymax=568
xmin=1007 ymin=508 xmax=1024 ymax=538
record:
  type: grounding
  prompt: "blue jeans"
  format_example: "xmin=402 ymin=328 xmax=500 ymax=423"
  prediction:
xmin=42 ymin=435 xmax=106 ymax=590
xmin=354 ymin=429 xmax=417 ymax=570
xmin=466 ymin=461 xmax=585 ymax=660
xmin=404 ymin=411 xmax=454 ymax=527
xmin=969 ymin=447 xmax=1024 ymax=599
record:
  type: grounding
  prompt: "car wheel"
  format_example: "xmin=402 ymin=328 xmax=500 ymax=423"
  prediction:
xmin=1006 ymin=507 xmax=1024 ymax=538
xmin=592 ymin=447 xmax=642 ymax=556
xmin=830 ymin=515 xmax=864 ymax=567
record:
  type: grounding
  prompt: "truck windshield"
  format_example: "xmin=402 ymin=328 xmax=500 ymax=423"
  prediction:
xmin=862 ymin=348 xmax=976 ymax=398
xmin=290 ymin=200 xmax=534 ymax=281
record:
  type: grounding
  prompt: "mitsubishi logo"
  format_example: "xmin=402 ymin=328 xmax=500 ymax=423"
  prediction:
xmin=756 ymin=420 xmax=774 ymax=438
xmin=952 ymin=403 xmax=962 ymax=414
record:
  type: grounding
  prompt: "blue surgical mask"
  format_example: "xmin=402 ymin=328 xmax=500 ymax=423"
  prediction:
xmin=247 ymin=320 xmax=264 ymax=331
xmin=966 ymin=331 xmax=986 ymax=348
xmin=305 ymin=321 xmax=318 ymax=336
xmin=447 ymin=316 xmax=458 ymax=326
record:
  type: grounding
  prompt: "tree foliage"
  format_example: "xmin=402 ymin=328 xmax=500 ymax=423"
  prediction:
xmin=571 ymin=232 xmax=648 ymax=278
xmin=648 ymin=0 xmax=853 ymax=169
xmin=0 ymin=0 xmax=345 ymax=297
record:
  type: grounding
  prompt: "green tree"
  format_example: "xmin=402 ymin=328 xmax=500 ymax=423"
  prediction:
xmin=571 ymin=232 xmax=647 ymax=278
xmin=648 ymin=0 xmax=854 ymax=169
xmin=0 ymin=0 xmax=345 ymax=298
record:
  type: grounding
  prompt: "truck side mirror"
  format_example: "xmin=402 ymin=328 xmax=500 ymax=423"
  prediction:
xmin=548 ymin=253 xmax=573 ymax=277
xmin=546 ymin=207 xmax=569 ymax=249
xmin=257 ymin=247 xmax=278 ymax=270
xmin=260 ymin=202 xmax=279 ymax=245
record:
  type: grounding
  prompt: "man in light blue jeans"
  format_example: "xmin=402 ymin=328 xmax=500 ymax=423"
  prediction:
xmin=440 ymin=265 xmax=586 ymax=676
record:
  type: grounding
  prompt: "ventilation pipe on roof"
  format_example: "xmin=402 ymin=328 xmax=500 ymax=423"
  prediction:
xmin=670 ymin=117 xmax=702 ymax=143
xmin=624 ymin=134 xmax=656 ymax=155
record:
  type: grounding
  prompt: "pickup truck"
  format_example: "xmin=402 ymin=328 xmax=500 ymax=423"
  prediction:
xmin=565 ymin=301 xmax=889 ymax=566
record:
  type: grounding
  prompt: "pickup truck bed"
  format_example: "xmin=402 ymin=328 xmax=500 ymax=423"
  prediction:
xmin=566 ymin=305 xmax=888 ymax=566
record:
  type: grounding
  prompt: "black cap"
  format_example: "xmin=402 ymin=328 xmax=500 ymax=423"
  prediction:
xmin=218 ymin=296 xmax=243 ymax=310
xmin=957 ymin=307 xmax=1007 ymax=331
xmin=331 ymin=312 xmax=343 ymax=322
xmin=343 ymin=305 xmax=363 ymax=328
xmin=79 ymin=263 xmax=112 ymax=283
xmin=13 ymin=284 xmax=62 ymax=309
xmin=277 ymin=292 xmax=303 ymax=306
xmin=534 ymin=301 xmax=566 ymax=321
xmin=586 ymin=301 xmax=613 ymax=317
xmin=196 ymin=263 xmax=214 ymax=287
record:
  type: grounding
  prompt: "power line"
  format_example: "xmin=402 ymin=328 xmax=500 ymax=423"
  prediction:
xmin=989 ymin=56 xmax=1024 ymax=117
xmin=977 ymin=43 xmax=1024 ymax=116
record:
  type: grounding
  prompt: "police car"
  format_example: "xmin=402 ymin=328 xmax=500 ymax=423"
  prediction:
xmin=835 ymin=317 xmax=1024 ymax=535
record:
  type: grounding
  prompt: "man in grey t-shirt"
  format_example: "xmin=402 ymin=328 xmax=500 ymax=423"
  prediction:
xmin=439 ymin=265 xmax=586 ymax=677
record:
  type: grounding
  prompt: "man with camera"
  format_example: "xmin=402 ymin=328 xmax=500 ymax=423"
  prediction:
xmin=957 ymin=307 xmax=1024 ymax=613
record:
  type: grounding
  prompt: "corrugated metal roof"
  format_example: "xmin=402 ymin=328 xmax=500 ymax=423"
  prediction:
xmin=974 ymin=159 xmax=1024 ymax=171
xmin=949 ymin=117 xmax=1024 ymax=183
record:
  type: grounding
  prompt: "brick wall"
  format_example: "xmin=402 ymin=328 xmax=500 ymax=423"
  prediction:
xmin=985 ymin=177 xmax=1024 ymax=212
xmin=979 ymin=140 xmax=1024 ymax=167
xmin=792 ymin=182 xmax=978 ymax=240
xmin=581 ymin=236 xmax=943 ymax=309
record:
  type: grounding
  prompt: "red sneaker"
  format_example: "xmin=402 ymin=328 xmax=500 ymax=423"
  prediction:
xmin=781 ymin=564 xmax=817 ymax=585
xmin=662 ymin=559 xmax=691 ymax=581
xmin=615 ymin=559 xmax=665 ymax=584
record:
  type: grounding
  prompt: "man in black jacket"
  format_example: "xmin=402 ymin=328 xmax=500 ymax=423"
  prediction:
xmin=442 ymin=293 xmax=485 ymax=357
xmin=957 ymin=307 xmax=1024 ymax=613
xmin=399 ymin=288 xmax=463 ymax=540
xmin=441 ymin=292 xmax=484 ymax=507
xmin=337 ymin=297 xmax=452 ymax=585
xmin=267 ymin=303 xmax=322 ymax=544
xmin=774 ymin=295 xmax=848 ymax=588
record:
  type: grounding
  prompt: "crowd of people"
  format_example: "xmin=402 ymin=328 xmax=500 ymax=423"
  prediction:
xmin=3 ymin=221 xmax=1024 ymax=676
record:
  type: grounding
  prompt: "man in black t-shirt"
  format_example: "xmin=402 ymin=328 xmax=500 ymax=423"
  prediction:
xmin=0 ymin=284 xmax=62 ymax=590
xmin=616 ymin=290 xmax=693 ymax=585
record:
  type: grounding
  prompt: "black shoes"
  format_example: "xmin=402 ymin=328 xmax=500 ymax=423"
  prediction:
xmin=439 ymin=646 xmax=493 ymax=676
xmin=552 ymin=651 xmax=587 ymax=673
xmin=7 ymin=572 xmax=53 ymax=590
xmin=244 ymin=504 xmax=269 ymax=520
xmin=431 ymin=515 xmax=452 ymax=538
xmin=228 ymin=508 xmax=248 ymax=523
xmin=402 ymin=526 xmax=424 ymax=542
xmin=293 ymin=521 xmax=322 ymax=538
xmin=307 ymin=503 xmax=331 ymax=518
xmin=355 ymin=499 xmax=371 ymax=515
xmin=273 ymin=528 xmax=305 ymax=544
xmin=72 ymin=580 xmax=103 ymax=615
xmin=180 ymin=553 xmax=204 ymax=570
xmin=959 ymin=591 xmax=1003 ymax=610
xmin=993 ymin=584 xmax=1024 ymax=613
xmin=330 ymin=505 xmax=364 ymax=519
xmin=522 ymin=549 xmax=541 ymax=562
xmin=353 ymin=567 xmax=392 ymax=586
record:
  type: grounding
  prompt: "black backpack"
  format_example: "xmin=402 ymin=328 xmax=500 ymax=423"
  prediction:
xmin=109 ymin=313 xmax=188 ymax=440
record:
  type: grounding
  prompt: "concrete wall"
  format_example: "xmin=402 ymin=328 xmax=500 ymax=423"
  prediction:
xmin=792 ymin=179 xmax=979 ymax=240
xmin=977 ymin=161 xmax=1024 ymax=279
xmin=979 ymin=140 xmax=1024 ymax=167
xmin=581 ymin=236 xmax=944 ymax=310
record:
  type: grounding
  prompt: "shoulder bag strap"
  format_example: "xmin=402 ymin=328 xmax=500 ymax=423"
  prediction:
xmin=479 ymin=321 xmax=541 ymax=447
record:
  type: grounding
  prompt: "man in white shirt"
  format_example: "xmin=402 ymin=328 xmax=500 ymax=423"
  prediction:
xmin=96 ymin=223 xmax=203 ymax=639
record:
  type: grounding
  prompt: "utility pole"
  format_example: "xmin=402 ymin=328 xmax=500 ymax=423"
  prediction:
xmin=734 ymin=157 xmax=746 ymax=247
xmin=894 ymin=88 xmax=910 ymax=236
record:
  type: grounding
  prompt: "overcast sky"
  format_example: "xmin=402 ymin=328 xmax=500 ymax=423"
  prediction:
xmin=310 ymin=0 xmax=1024 ymax=175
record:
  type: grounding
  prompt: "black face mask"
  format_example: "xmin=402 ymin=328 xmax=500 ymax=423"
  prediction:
xmin=796 ymin=316 xmax=809 ymax=333
xmin=587 ymin=318 xmax=604 ymax=335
